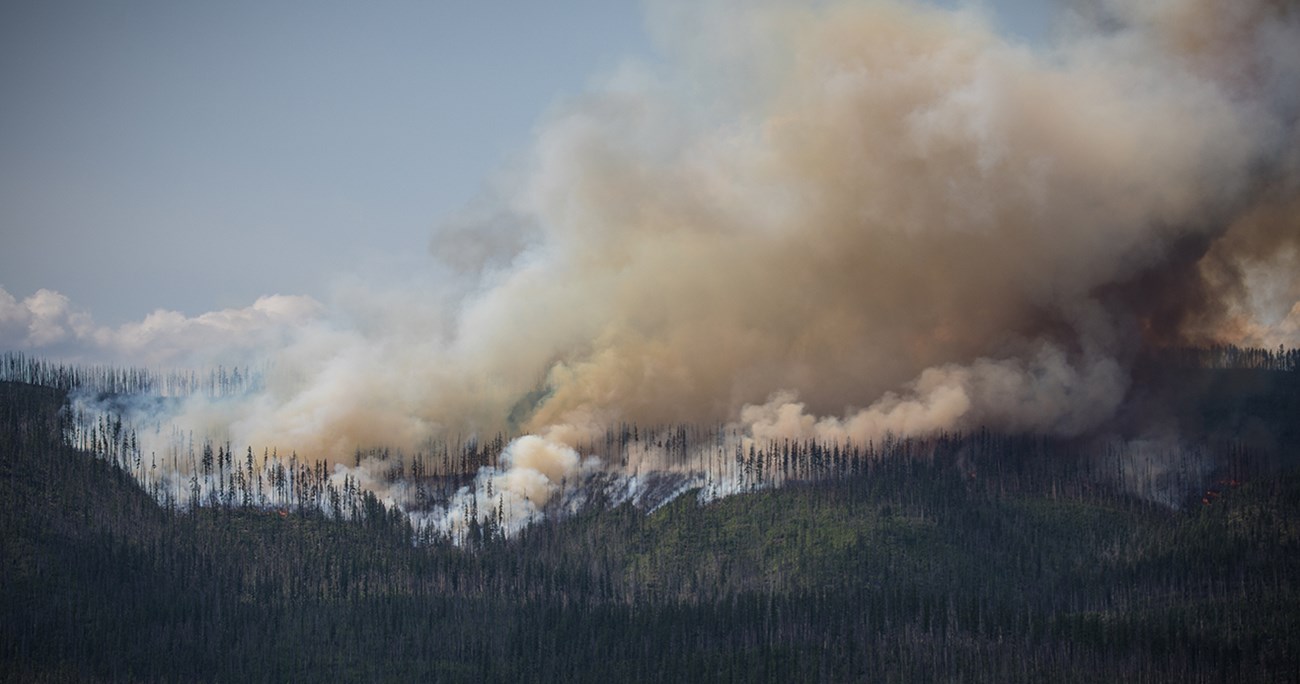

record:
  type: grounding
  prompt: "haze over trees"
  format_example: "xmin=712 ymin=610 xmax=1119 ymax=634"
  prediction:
xmin=1 ymin=346 xmax=1297 ymax=681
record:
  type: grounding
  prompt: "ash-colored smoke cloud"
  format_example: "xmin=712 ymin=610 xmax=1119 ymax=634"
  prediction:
xmin=24 ymin=0 xmax=1300 ymax=461
xmin=451 ymin=0 xmax=1300 ymax=445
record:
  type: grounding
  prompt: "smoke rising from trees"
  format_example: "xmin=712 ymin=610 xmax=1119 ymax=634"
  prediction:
xmin=8 ymin=0 xmax=1300 ymax=467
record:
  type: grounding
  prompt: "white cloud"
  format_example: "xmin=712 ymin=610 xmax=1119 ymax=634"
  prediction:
xmin=0 ymin=285 xmax=321 ymax=367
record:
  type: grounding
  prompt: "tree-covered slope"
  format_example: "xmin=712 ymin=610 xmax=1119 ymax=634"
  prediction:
xmin=2 ymin=380 xmax=1298 ymax=682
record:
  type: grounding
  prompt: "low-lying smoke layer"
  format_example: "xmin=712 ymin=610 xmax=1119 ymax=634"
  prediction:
xmin=21 ymin=0 xmax=1300 ymax=467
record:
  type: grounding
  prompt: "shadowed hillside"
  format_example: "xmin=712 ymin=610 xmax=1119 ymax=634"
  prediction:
xmin=3 ymin=379 xmax=1299 ymax=681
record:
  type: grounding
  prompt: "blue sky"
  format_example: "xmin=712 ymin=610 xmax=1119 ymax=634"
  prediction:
xmin=0 ymin=0 xmax=1053 ymax=325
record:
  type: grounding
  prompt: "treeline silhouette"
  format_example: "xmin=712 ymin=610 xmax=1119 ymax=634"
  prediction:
xmin=0 ymin=350 xmax=260 ymax=397
xmin=1154 ymin=343 xmax=1299 ymax=371
xmin=5 ymin=344 xmax=1292 ymax=399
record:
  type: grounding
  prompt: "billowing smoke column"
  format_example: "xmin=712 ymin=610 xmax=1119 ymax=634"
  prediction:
xmin=317 ymin=0 xmax=1299 ymax=449
xmin=35 ymin=0 xmax=1300 ymax=533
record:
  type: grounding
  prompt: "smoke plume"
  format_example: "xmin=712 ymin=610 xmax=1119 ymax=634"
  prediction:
xmin=14 ymin=1 xmax=1300 ymax=521
xmin=432 ymin=0 xmax=1297 ymax=447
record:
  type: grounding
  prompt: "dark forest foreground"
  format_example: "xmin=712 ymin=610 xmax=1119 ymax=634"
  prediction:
xmin=1 ymin=380 xmax=1298 ymax=682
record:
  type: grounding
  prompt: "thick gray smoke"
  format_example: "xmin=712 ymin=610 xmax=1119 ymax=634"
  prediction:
xmin=14 ymin=0 xmax=1300 ymax=531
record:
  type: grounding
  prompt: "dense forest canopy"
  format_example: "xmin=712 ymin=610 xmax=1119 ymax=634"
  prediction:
xmin=2 ymin=355 xmax=1298 ymax=680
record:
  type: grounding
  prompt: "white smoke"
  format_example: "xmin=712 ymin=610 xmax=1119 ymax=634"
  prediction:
xmin=407 ymin=435 xmax=600 ymax=540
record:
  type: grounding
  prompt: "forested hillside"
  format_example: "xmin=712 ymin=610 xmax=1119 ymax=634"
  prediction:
xmin=2 ymin=373 xmax=1298 ymax=681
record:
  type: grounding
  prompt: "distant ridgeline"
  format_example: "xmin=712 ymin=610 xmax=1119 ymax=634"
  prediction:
xmin=0 ymin=345 xmax=1297 ymax=546
xmin=0 ymin=351 xmax=263 ymax=398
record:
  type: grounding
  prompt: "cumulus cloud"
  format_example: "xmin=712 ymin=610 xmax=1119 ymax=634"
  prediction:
xmin=0 ymin=288 xmax=94 ymax=349
xmin=0 ymin=285 xmax=321 ymax=367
